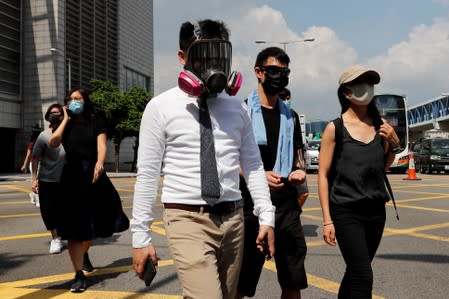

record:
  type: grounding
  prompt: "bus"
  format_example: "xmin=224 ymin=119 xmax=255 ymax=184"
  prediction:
xmin=373 ymin=94 xmax=409 ymax=173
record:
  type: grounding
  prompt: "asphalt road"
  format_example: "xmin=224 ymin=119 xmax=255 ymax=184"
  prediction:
xmin=0 ymin=173 xmax=448 ymax=298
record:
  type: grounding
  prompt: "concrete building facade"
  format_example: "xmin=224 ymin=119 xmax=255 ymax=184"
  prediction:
xmin=0 ymin=0 xmax=153 ymax=173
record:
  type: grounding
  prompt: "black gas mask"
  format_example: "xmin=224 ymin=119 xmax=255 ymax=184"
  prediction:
xmin=178 ymin=39 xmax=242 ymax=96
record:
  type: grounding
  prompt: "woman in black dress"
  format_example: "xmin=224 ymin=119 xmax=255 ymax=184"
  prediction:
xmin=49 ymin=88 xmax=129 ymax=293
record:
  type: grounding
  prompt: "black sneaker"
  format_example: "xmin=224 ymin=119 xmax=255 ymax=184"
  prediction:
xmin=82 ymin=252 xmax=94 ymax=273
xmin=70 ymin=270 xmax=86 ymax=293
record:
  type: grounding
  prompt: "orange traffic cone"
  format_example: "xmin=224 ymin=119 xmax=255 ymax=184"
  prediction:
xmin=403 ymin=152 xmax=421 ymax=180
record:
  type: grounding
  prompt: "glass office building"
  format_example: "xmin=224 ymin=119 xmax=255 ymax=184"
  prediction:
xmin=0 ymin=0 xmax=153 ymax=172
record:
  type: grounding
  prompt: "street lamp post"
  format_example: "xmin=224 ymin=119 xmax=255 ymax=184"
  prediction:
xmin=49 ymin=47 xmax=71 ymax=90
xmin=255 ymin=38 xmax=315 ymax=51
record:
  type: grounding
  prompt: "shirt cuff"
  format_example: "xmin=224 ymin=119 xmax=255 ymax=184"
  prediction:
xmin=256 ymin=206 xmax=276 ymax=228
xmin=132 ymin=231 xmax=153 ymax=248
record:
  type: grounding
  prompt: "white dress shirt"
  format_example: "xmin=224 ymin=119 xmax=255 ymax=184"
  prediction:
xmin=131 ymin=87 xmax=275 ymax=248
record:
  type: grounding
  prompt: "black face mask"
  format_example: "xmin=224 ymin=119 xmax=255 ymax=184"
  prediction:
xmin=48 ymin=114 xmax=62 ymax=125
xmin=262 ymin=73 xmax=289 ymax=96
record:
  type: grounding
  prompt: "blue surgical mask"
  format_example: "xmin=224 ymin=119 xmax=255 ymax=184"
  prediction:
xmin=68 ymin=100 xmax=84 ymax=115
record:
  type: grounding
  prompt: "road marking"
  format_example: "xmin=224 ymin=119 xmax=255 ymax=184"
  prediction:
xmin=0 ymin=260 xmax=175 ymax=288
xmin=301 ymin=214 xmax=322 ymax=221
xmin=115 ymin=187 xmax=134 ymax=192
xmin=386 ymin=221 xmax=449 ymax=232
xmin=395 ymin=189 xmax=449 ymax=196
xmin=302 ymin=207 xmax=322 ymax=212
xmin=262 ymin=260 xmax=386 ymax=299
xmin=0 ymin=232 xmax=50 ymax=241
xmin=1 ymin=258 xmax=368 ymax=299
xmin=0 ymin=201 xmax=29 ymax=205
xmin=394 ymin=194 xmax=449 ymax=203
xmin=394 ymin=183 xmax=449 ymax=188
xmin=0 ymin=212 xmax=41 ymax=219
xmin=384 ymin=222 xmax=449 ymax=242
xmin=0 ymin=287 xmax=182 ymax=299
xmin=308 ymin=274 xmax=386 ymax=299
xmin=1 ymin=184 xmax=30 ymax=193
xmin=393 ymin=203 xmax=449 ymax=213
xmin=0 ymin=260 xmax=181 ymax=299
xmin=0 ymin=222 xmax=165 ymax=242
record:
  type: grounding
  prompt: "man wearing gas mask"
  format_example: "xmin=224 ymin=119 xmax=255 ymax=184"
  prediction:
xmin=238 ymin=47 xmax=308 ymax=299
xmin=131 ymin=19 xmax=275 ymax=299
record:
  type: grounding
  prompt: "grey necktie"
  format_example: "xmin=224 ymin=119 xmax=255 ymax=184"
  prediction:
xmin=198 ymin=96 xmax=220 ymax=206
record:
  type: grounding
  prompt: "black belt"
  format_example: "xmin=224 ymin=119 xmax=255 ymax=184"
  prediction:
xmin=164 ymin=200 xmax=243 ymax=215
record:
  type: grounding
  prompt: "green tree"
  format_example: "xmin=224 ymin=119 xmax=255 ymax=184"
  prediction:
xmin=122 ymin=86 xmax=152 ymax=171
xmin=89 ymin=79 xmax=151 ymax=172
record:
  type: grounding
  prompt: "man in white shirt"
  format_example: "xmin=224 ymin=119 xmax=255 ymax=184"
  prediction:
xmin=131 ymin=19 xmax=275 ymax=299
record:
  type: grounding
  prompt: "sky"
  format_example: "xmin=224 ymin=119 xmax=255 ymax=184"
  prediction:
xmin=153 ymin=0 xmax=449 ymax=121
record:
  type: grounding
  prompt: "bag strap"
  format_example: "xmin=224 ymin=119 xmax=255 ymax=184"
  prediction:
xmin=329 ymin=117 xmax=343 ymax=187
xmin=332 ymin=116 xmax=399 ymax=220
xmin=384 ymin=174 xmax=399 ymax=220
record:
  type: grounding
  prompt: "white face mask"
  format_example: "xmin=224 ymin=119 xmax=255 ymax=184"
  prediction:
xmin=345 ymin=83 xmax=374 ymax=106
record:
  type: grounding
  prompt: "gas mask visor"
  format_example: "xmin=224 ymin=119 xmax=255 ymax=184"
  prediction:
xmin=184 ymin=39 xmax=232 ymax=94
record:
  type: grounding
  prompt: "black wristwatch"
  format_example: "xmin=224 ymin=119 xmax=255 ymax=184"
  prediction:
xmin=390 ymin=146 xmax=402 ymax=154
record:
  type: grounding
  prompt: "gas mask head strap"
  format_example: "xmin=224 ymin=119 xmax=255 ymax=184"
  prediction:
xmin=193 ymin=22 xmax=227 ymax=41
xmin=193 ymin=23 xmax=202 ymax=39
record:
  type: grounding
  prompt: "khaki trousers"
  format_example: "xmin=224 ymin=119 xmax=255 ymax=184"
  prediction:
xmin=163 ymin=207 xmax=244 ymax=299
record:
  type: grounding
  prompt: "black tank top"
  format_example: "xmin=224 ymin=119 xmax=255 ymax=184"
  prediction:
xmin=330 ymin=125 xmax=389 ymax=204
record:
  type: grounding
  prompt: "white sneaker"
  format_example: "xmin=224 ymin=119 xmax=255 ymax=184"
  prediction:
xmin=49 ymin=238 xmax=62 ymax=254
xmin=34 ymin=194 xmax=40 ymax=207
xmin=29 ymin=192 xmax=36 ymax=205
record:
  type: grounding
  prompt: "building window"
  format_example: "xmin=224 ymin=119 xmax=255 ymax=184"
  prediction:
xmin=125 ymin=67 xmax=150 ymax=91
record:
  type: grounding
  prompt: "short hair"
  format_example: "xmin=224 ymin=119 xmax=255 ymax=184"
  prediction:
xmin=44 ymin=103 xmax=63 ymax=121
xmin=179 ymin=19 xmax=230 ymax=52
xmin=255 ymin=47 xmax=290 ymax=68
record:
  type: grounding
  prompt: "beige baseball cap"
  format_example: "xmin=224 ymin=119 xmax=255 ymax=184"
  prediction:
xmin=338 ymin=65 xmax=380 ymax=85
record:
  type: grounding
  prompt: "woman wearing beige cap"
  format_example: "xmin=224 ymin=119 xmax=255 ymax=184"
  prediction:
xmin=318 ymin=65 xmax=400 ymax=298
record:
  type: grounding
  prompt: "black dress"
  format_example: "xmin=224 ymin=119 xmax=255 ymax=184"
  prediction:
xmin=58 ymin=112 xmax=129 ymax=240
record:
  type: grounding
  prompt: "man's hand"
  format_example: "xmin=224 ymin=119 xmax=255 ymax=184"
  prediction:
xmin=265 ymin=171 xmax=284 ymax=191
xmin=256 ymin=225 xmax=275 ymax=258
xmin=132 ymin=246 xmax=158 ymax=280
xmin=288 ymin=169 xmax=306 ymax=185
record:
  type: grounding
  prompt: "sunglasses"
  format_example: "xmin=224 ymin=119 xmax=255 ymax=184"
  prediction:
xmin=259 ymin=65 xmax=290 ymax=76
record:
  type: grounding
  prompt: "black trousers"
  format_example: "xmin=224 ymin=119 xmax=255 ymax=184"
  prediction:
xmin=331 ymin=200 xmax=386 ymax=299
xmin=38 ymin=180 xmax=61 ymax=231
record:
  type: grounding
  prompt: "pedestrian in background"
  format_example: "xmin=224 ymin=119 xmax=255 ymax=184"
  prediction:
xmin=21 ymin=124 xmax=42 ymax=206
xmin=237 ymin=47 xmax=308 ymax=299
xmin=279 ymin=87 xmax=309 ymax=208
xmin=318 ymin=65 xmax=400 ymax=298
xmin=49 ymin=88 xmax=129 ymax=293
xmin=131 ymin=19 xmax=275 ymax=299
xmin=31 ymin=103 xmax=66 ymax=254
